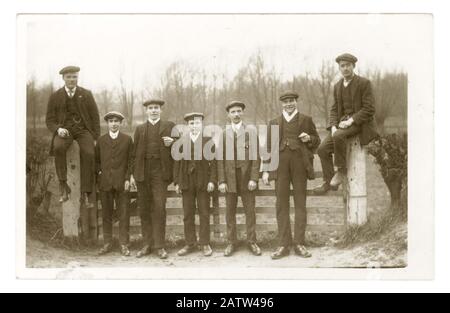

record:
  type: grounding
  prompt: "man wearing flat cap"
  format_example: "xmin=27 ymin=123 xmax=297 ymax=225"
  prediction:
xmin=95 ymin=111 xmax=134 ymax=257
xmin=314 ymin=53 xmax=378 ymax=195
xmin=133 ymin=99 xmax=175 ymax=259
xmin=217 ymin=101 xmax=262 ymax=257
xmin=262 ymin=91 xmax=321 ymax=260
xmin=173 ymin=112 xmax=216 ymax=257
xmin=46 ymin=66 xmax=100 ymax=208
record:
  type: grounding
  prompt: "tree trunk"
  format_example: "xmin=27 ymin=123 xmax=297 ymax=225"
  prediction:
xmin=376 ymin=116 xmax=386 ymax=135
xmin=385 ymin=176 xmax=403 ymax=212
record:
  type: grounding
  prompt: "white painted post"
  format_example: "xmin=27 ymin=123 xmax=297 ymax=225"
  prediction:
xmin=61 ymin=141 xmax=98 ymax=242
xmin=345 ymin=136 xmax=368 ymax=226
xmin=62 ymin=142 xmax=81 ymax=237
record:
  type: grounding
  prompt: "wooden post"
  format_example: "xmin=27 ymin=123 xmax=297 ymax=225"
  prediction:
xmin=61 ymin=141 xmax=98 ymax=242
xmin=345 ymin=136 xmax=368 ymax=226
xmin=62 ymin=142 xmax=81 ymax=238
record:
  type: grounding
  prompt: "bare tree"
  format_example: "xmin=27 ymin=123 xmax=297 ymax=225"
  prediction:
xmin=302 ymin=61 xmax=337 ymax=127
xmin=95 ymin=88 xmax=115 ymax=117
xmin=368 ymin=70 xmax=408 ymax=133
xmin=27 ymin=78 xmax=37 ymax=130
xmin=119 ymin=75 xmax=135 ymax=129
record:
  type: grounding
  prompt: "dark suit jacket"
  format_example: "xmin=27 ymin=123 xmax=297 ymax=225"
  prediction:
xmin=173 ymin=135 xmax=217 ymax=191
xmin=264 ymin=113 xmax=320 ymax=181
xmin=328 ymin=75 xmax=378 ymax=145
xmin=95 ymin=132 xmax=134 ymax=192
xmin=217 ymin=124 xmax=261 ymax=193
xmin=46 ymin=86 xmax=100 ymax=154
xmin=132 ymin=120 xmax=175 ymax=183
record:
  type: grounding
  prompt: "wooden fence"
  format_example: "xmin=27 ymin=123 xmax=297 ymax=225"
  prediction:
xmin=62 ymin=137 xmax=367 ymax=245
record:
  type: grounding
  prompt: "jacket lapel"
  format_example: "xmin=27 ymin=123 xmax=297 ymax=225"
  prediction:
xmin=57 ymin=88 xmax=66 ymax=112
xmin=350 ymin=75 xmax=360 ymax=104
xmin=337 ymin=79 xmax=344 ymax=107
xmin=297 ymin=113 xmax=306 ymax=129
xmin=276 ymin=116 xmax=284 ymax=144
xmin=159 ymin=120 xmax=169 ymax=135
xmin=142 ymin=123 xmax=148 ymax=146
xmin=237 ymin=124 xmax=246 ymax=139
xmin=74 ymin=88 xmax=86 ymax=120
xmin=225 ymin=124 xmax=235 ymax=140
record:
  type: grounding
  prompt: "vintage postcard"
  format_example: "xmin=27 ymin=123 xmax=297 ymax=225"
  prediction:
xmin=16 ymin=13 xmax=434 ymax=280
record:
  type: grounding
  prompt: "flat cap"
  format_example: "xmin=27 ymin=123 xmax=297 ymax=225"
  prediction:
xmin=226 ymin=100 xmax=246 ymax=112
xmin=104 ymin=111 xmax=125 ymax=122
xmin=184 ymin=112 xmax=205 ymax=122
xmin=59 ymin=66 xmax=80 ymax=75
xmin=335 ymin=53 xmax=358 ymax=64
xmin=279 ymin=91 xmax=299 ymax=101
xmin=143 ymin=99 xmax=165 ymax=107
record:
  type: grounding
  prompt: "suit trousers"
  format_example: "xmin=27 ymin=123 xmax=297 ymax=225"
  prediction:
xmin=100 ymin=189 xmax=130 ymax=246
xmin=182 ymin=174 xmax=211 ymax=246
xmin=275 ymin=149 xmax=307 ymax=247
xmin=317 ymin=124 xmax=361 ymax=182
xmin=53 ymin=128 xmax=95 ymax=193
xmin=137 ymin=159 xmax=168 ymax=249
xmin=225 ymin=168 xmax=257 ymax=244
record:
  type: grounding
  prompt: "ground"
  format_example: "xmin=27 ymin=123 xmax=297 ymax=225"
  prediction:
xmin=26 ymin=221 xmax=406 ymax=269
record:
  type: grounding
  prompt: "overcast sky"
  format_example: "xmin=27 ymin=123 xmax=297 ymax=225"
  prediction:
xmin=23 ymin=14 xmax=430 ymax=91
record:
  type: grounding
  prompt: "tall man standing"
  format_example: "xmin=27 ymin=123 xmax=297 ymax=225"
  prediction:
xmin=218 ymin=101 xmax=262 ymax=257
xmin=46 ymin=66 xmax=100 ymax=207
xmin=314 ymin=53 xmax=378 ymax=195
xmin=133 ymin=100 xmax=175 ymax=259
xmin=262 ymin=92 xmax=320 ymax=260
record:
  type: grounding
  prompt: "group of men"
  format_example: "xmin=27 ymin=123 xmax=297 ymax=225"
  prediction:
xmin=45 ymin=53 xmax=377 ymax=260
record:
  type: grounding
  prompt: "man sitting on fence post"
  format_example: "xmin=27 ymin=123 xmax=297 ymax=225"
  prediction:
xmin=262 ymin=91 xmax=321 ymax=260
xmin=45 ymin=66 xmax=100 ymax=208
xmin=218 ymin=101 xmax=262 ymax=257
xmin=174 ymin=112 xmax=216 ymax=257
xmin=133 ymin=99 xmax=175 ymax=260
xmin=313 ymin=53 xmax=378 ymax=195
xmin=96 ymin=111 xmax=134 ymax=257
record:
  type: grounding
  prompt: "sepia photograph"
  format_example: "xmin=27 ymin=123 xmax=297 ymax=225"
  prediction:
xmin=16 ymin=13 xmax=434 ymax=280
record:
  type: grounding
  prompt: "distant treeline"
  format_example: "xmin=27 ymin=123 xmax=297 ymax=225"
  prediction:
xmin=27 ymin=52 xmax=407 ymax=132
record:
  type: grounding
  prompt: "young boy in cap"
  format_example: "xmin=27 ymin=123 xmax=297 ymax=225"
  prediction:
xmin=133 ymin=99 xmax=175 ymax=259
xmin=262 ymin=91 xmax=320 ymax=260
xmin=46 ymin=66 xmax=100 ymax=208
xmin=314 ymin=53 xmax=378 ymax=195
xmin=95 ymin=111 xmax=134 ymax=257
xmin=217 ymin=101 xmax=262 ymax=257
xmin=174 ymin=112 xmax=216 ymax=257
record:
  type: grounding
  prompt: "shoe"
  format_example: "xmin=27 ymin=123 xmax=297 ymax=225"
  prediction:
xmin=157 ymin=248 xmax=169 ymax=259
xmin=224 ymin=244 xmax=235 ymax=257
xmin=248 ymin=243 xmax=262 ymax=256
xmin=120 ymin=245 xmax=131 ymax=257
xmin=330 ymin=170 xmax=346 ymax=188
xmin=313 ymin=182 xmax=338 ymax=195
xmin=294 ymin=245 xmax=312 ymax=258
xmin=136 ymin=245 xmax=151 ymax=258
xmin=202 ymin=245 xmax=213 ymax=257
xmin=271 ymin=247 xmax=290 ymax=260
xmin=83 ymin=192 xmax=95 ymax=209
xmin=59 ymin=181 xmax=71 ymax=203
xmin=177 ymin=245 xmax=196 ymax=256
xmin=98 ymin=243 xmax=113 ymax=256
